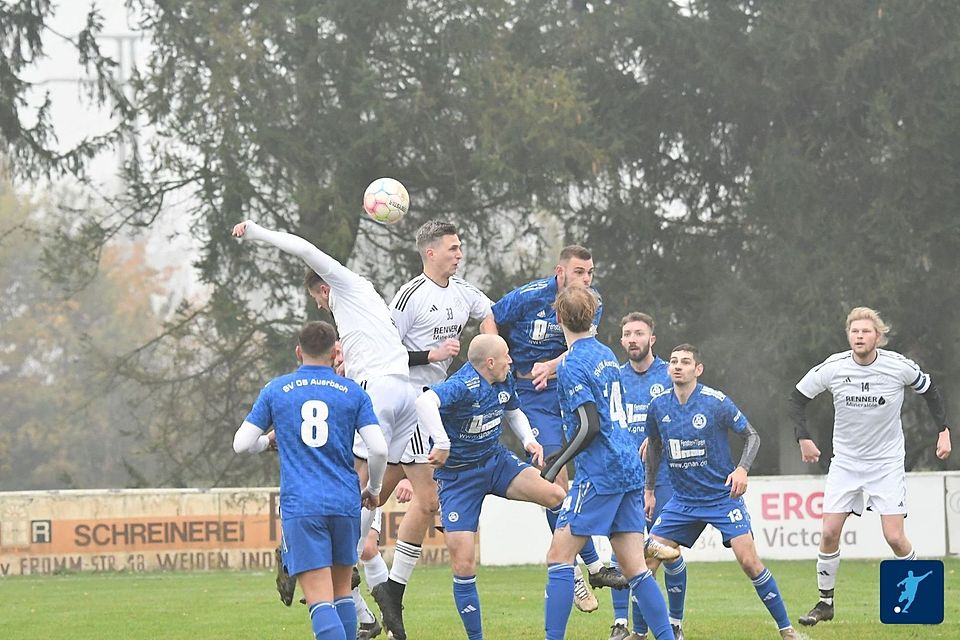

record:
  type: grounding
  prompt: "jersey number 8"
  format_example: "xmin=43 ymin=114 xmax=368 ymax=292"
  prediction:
xmin=300 ymin=400 xmax=329 ymax=447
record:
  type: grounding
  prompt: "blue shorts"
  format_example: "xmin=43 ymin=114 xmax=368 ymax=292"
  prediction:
xmin=650 ymin=496 xmax=752 ymax=548
xmin=646 ymin=483 xmax=674 ymax=532
xmin=516 ymin=378 xmax=564 ymax=455
xmin=556 ymin=480 xmax=646 ymax=537
xmin=434 ymin=446 xmax=530 ymax=532
xmin=281 ymin=514 xmax=359 ymax=575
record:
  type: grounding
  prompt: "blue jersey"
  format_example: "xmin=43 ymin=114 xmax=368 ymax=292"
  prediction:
xmin=645 ymin=383 xmax=749 ymax=506
xmin=557 ymin=337 xmax=644 ymax=494
xmin=620 ymin=356 xmax=672 ymax=488
xmin=430 ymin=362 xmax=521 ymax=467
xmin=491 ymin=277 xmax=603 ymax=375
xmin=245 ymin=364 xmax=379 ymax=518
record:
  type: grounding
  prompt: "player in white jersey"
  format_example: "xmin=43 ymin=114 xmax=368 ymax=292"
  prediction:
xmin=788 ymin=307 xmax=952 ymax=627
xmin=366 ymin=221 xmax=495 ymax=640
xmin=230 ymin=222 xmax=450 ymax=573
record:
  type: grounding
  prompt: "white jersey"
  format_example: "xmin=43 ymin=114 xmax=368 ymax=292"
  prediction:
xmin=243 ymin=222 xmax=408 ymax=382
xmin=390 ymin=274 xmax=492 ymax=388
xmin=796 ymin=348 xmax=930 ymax=463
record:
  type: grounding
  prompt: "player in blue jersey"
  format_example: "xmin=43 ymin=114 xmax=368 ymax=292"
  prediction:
xmin=490 ymin=245 xmax=622 ymax=611
xmin=608 ymin=312 xmax=687 ymax=640
xmin=644 ymin=344 xmax=798 ymax=640
xmin=414 ymin=334 xmax=567 ymax=640
xmin=542 ymin=287 xmax=675 ymax=640
xmin=233 ymin=321 xmax=389 ymax=640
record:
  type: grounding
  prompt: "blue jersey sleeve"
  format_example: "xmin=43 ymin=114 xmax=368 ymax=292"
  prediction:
xmin=432 ymin=377 xmax=472 ymax=409
xmin=245 ymin=382 xmax=276 ymax=431
xmin=721 ymin=396 xmax=749 ymax=434
xmin=491 ymin=286 xmax=528 ymax=326
xmin=644 ymin=400 xmax=659 ymax=440
xmin=559 ymin=359 xmax=594 ymax=413
xmin=505 ymin=375 xmax=521 ymax=411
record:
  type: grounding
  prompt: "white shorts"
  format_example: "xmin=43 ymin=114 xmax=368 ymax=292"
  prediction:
xmin=352 ymin=375 xmax=418 ymax=464
xmin=400 ymin=424 xmax=431 ymax=465
xmin=823 ymin=456 xmax=907 ymax=516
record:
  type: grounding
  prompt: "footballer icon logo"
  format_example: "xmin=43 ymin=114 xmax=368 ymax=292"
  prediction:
xmin=447 ymin=512 xmax=460 ymax=523
xmin=650 ymin=383 xmax=665 ymax=397
xmin=498 ymin=391 xmax=511 ymax=404
xmin=692 ymin=413 xmax=707 ymax=429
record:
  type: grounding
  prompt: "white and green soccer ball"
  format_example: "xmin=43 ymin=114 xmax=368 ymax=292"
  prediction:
xmin=362 ymin=177 xmax=409 ymax=224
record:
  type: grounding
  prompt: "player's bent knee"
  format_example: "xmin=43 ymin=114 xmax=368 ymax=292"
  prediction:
xmin=413 ymin=493 xmax=440 ymax=515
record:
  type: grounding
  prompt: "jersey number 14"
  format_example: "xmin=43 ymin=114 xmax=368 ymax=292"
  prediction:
xmin=607 ymin=381 xmax=628 ymax=429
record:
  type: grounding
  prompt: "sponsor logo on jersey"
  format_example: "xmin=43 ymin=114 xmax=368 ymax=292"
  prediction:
xmin=844 ymin=395 xmax=886 ymax=408
xmin=661 ymin=415 xmax=672 ymax=423
xmin=537 ymin=310 xmax=547 ymax=318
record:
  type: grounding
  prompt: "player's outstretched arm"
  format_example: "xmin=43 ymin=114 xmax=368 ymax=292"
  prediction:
xmin=541 ymin=402 xmax=600 ymax=482
xmin=231 ymin=220 xmax=354 ymax=288
xmin=414 ymin=390 xmax=452 ymax=467
xmin=505 ymin=408 xmax=543 ymax=466
xmin=233 ymin=421 xmax=272 ymax=454
xmin=358 ymin=424 xmax=387 ymax=508
xmin=479 ymin=314 xmax=499 ymax=335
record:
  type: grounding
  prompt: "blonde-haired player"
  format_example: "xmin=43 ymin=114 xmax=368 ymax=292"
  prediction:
xmin=789 ymin=306 xmax=952 ymax=626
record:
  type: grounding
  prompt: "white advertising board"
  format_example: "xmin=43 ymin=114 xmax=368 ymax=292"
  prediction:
xmin=479 ymin=473 xmax=950 ymax=565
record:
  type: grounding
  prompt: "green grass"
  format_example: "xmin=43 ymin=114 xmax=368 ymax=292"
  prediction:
xmin=0 ymin=559 xmax=957 ymax=639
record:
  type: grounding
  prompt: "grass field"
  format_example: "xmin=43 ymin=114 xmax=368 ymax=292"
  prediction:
xmin=1 ymin=559 xmax=956 ymax=639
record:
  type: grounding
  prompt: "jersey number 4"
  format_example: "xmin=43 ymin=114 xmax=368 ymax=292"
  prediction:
xmin=607 ymin=380 xmax=628 ymax=429
xmin=300 ymin=400 xmax=329 ymax=447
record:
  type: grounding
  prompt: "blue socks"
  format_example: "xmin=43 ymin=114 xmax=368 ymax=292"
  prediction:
xmin=454 ymin=574 xmax=483 ymax=640
xmin=610 ymin=555 xmax=630 ymax=621
xmin=629 ymin=571 xmax=672 ymax=639
xmin=663 ymin=556 xmax=687 ymax=623
xmin=752 ymin=567 xmax=791 ymax=630
xmin=334 ymin=596 xmax=356 ymax=638
xmin=544 ymin=563 xmax=575 ymax=640
xmin=308 ymin=601 xmax=347 ymax=640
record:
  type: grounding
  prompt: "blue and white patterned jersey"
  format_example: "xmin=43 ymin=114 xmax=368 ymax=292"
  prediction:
xmin=620 ymin=356 xmax=672 ymax=488
xmin=245 ymin=364 xmax=378 ymax=518
xmin=491 ymin=277 xmax=603 ymax=374
xmin=430 ymin=362 xmax=521 ymax=467
xmin=646 ymin=383 xmax=749 ymax=506
xmin=558 ymin=337 xmax=645 ymax=495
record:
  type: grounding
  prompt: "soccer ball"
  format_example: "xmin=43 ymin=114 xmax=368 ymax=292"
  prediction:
xmin=362 ymin=177 xmax=409 ymax=224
